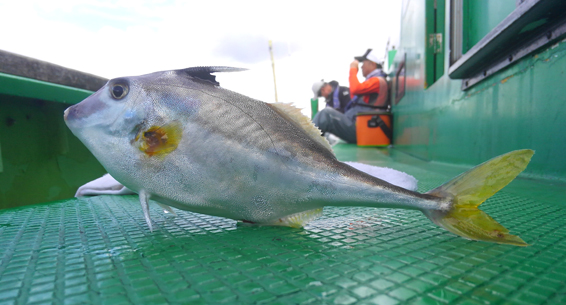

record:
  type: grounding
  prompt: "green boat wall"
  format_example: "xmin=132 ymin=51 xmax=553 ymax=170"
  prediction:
xmin=391 ymin=0 xmax=566 ymax=182
xmin=0 ymin=52 xmax=108 ymax=209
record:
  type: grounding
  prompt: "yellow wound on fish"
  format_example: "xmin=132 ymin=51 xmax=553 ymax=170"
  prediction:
xmin=135 ymin=122 xmax=182 ymax=157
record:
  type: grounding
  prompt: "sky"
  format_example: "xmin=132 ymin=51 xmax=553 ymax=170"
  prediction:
xmin=0 ymin=0 xmax=401 ymax=116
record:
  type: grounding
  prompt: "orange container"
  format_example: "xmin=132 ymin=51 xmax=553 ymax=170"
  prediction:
xmin=356 ymin=112 xmax=392 ymax=147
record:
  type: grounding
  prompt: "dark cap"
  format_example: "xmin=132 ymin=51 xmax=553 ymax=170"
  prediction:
xmin=354 ymin=48 xmax=380 ymax=64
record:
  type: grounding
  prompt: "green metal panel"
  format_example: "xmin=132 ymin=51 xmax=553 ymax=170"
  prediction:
xmin=0 ymin=137 xmax=3 ymax=173
xmin=0 ymin=72 xmax=95 ymax=105
xmin=425 ymin=0 xmax=435 ymax=88
xmin=387 ymin=49 xmax=397 ymax=70
xmin=310 ymin=98 xmax=319 ymax=119
xmin=393 ymin=0 xmax=566 ymax=181
xmin=462 ymin=0 xmax=516 ymax=53
xmin=435 ymin=0 xmax=446 ymax=82
xmin=399 ymin=0 xmax=427 ymax=102
xmin=0 ymin=144 xmax=564 ymax=304
xmin=0 ymin=76 xmax=106 ymax=209
xmin=425 ymin=0 xmax=446 ymax=88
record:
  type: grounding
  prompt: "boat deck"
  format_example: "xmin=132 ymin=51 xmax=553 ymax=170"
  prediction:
xmin=1 ymin=144 xmax=565 ymax=304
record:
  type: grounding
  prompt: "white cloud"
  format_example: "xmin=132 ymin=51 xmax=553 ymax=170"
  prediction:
xmin=0 ymin=0 xmax=401 ymax=115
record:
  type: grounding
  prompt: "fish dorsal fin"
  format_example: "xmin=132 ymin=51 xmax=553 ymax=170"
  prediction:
xmin=269 ymin=103 xmax=334 ymax=155
xmin=179 ymin=66 xmax=247 ymax=86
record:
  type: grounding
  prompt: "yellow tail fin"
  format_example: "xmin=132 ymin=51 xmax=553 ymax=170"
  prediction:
xmin=424 ymin=149 xmax=534 ymax=246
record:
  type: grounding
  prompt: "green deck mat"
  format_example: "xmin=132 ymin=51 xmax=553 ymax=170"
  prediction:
xmin=1 ymin=145 xmax=565 ymax=304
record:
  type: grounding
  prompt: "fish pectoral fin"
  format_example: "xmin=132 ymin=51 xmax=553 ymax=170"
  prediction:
xmin=265 ymin=208 xmax=324 ymax=228
xmin=139 ymin=189 xmax=154 ymax=232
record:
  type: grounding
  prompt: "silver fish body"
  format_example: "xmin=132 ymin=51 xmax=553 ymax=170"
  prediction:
xmin=65 ymin=67 xmax=532 ymax=246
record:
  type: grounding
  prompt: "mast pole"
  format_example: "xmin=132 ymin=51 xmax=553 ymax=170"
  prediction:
xmin=269 ymin=40 xmax=278 ymax=102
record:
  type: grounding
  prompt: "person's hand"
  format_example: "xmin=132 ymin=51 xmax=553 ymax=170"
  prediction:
xmin=350 ymin=60 xmax=359 ymax=69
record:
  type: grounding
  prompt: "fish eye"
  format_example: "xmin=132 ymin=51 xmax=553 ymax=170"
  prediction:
xmin=111 ymin=83 xmax=129 ymax=100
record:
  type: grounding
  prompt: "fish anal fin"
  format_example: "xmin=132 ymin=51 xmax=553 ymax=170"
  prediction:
xmin=268 ymin=103 xmax=334 ymax=155
xmin=268 ymin=208 xmax=324 ymax=228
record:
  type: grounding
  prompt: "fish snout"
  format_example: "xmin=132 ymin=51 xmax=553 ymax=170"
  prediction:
xmin=64 ymin=104 xmax=82 ymax=123
xmin=64 ymin=107 xmax=70 ymax=121
xmin=64 ymin=93 xmax=109 ymax=126
xmin=64 ymin=104 xmax=86 ymax=130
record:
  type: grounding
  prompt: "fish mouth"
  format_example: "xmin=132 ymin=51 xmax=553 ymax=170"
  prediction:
xmin=63 ymin=106 xmax=80 ymax=129
xmin=64 ymin=104 xmax=80 ymax=128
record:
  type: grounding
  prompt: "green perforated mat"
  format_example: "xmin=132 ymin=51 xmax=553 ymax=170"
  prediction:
xmin=1 ymin=145 xmax=565 ymax=304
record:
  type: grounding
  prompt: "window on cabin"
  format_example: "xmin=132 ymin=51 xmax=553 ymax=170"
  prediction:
xmin=446 ymin=0 xmax=566 ymax=90
xmin=450 ymin=0 xmax=518 ymax=65
xmin=463 ymin=0 xmax=517 ymax=52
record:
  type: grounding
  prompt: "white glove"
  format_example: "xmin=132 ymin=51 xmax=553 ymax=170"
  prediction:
xmin=75 ymin=174 xmax=135 ymax=197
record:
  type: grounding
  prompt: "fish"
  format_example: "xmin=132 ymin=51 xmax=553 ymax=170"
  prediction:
xmin=64 ymin=66 xmax=534 ymax=246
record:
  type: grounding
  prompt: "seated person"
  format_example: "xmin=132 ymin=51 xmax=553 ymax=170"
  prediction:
xmin=312 ymin=80 xmax=350 ymax=113
xmin=312 ymin=49 xmax=387 ymax=143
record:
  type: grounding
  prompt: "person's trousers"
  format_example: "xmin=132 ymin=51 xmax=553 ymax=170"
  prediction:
xmin=312 ymin=105 xmax=372 ymax=144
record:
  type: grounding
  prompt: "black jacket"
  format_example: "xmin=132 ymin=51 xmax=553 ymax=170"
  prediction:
xmin=325 ymin=81 xmax=350 ymax=113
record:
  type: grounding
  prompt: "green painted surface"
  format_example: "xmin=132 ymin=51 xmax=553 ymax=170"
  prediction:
xmin=0 ymin=77 xmax=106 ymax=209
xmin=310 ymin=98 xmax=319 ymax=120
xmin=462 ymin=0 xmax=516 ymax=53
xmin=393 ymin=0 xmax=566 ymax=181
xmin=0 ymin=144 xmax=564 ymax=304
xmin=425 ymin=0 xmax=445 ymax=88
xmin=0 ymin=72 xmax=94 ymax=105
xmin=387 ymin=49 xmax=397 ymax=69
xmin=0 ymin=137 xmax=3 ymax=173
